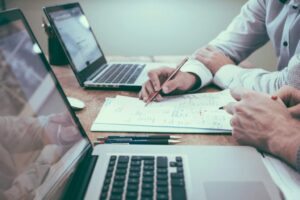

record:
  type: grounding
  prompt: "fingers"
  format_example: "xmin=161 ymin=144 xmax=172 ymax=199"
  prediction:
xmin=139 ymin=81 xmax=164 ymax=102
xmin=224 ymin=102 xmax=236 ymax=115
xmin=148 ymin=70 xmax=162 ymax=91
xmin=229 ymin=87 xmax=250 ymax=101
xmin=162 ymin=79 xmax=180 ymax=94
xmin=274 ymin=85 xmax=300 ymax=107
xmin=288 ymin=104 xmax=300 ymax=119
xmin=139 ymin=82 xmax=150 ymax=101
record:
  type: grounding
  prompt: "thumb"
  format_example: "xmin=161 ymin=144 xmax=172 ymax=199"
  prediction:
xmin=162 ymin=79 xmax=179 ymax=94
xmin=230 ymin=87 xmax=249 ymax=101
xmin=288 ymin=104 xmax=300 ymax=119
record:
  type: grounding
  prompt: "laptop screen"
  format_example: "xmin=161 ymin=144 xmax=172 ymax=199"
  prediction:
xmin=0 ymin=10 xmax=90 ymax=200
xmin=48 ymin=5 xmax=103 ymax=73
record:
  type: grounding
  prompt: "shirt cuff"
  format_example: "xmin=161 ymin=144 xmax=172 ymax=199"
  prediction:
xmin=297 ymin=146 xmax=300 ymax=173
xmin=181 ymin=58 xmax=213 ymax=91
xmin=213 ymin=64 xmax=242 ymax=89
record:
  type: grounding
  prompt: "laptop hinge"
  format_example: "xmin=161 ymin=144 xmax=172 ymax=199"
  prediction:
xmin=63 ymin=148 xmax=98 ymax=200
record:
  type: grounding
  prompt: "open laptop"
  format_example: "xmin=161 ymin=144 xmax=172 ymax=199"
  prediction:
xmin=0 ymin=9 xmax=282 ymax=200
xmin=43 ymin=2 xmax=170 ymax=90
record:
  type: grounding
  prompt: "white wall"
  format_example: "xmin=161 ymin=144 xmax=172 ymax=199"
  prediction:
xmin=7 ymin=0 xmax=277 ymax=71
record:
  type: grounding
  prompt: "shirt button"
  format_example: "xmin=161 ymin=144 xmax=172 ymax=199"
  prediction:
xmin=283 ymin=41 xmax=288 ymax=47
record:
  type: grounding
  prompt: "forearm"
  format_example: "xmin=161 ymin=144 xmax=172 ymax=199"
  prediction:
xmin=213 ymin=64 xmax=292 ymax=94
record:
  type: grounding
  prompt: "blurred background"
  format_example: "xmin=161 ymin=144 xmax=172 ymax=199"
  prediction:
xmin=5 ymin=0 xmax=277 ymax=71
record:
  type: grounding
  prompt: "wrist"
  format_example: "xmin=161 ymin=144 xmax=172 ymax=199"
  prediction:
xmin=187 ymin=72 xmax=202 ymax=91
xmin=268 ymin=119 xmax=300 ymax=169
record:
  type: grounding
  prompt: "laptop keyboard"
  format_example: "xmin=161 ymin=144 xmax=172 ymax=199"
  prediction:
xmin=100 ymin=155 xmax=187 ymax=200
xmin=95 ymin=64 xmax=145 ymax=84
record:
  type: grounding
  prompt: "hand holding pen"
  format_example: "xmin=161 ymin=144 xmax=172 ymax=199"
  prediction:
xmin=139 ymin=57 xmax=200 ymax=104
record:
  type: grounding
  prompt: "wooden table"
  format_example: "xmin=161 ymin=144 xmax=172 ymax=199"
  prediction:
xmin=52 ymin=56 xmax=236 ymax=146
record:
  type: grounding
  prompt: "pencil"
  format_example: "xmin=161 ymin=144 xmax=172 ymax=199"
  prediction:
xmin=145 ymin=57 xmax=189 ymax=106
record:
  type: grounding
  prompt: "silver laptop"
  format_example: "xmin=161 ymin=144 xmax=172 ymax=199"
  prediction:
xmin=0 ymin=9 xmax=282 ymax=200
xmin=43 ymin=3 xmax=168 ymax=90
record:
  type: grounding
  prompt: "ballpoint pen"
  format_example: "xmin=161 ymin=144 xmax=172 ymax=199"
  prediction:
xmin=94 ymin=139 xmax=181 ymax=145
xmin=97 ymin=135 xmax=182 ymax=140
xmin=145 ymin=57 xmax=189 ymax=106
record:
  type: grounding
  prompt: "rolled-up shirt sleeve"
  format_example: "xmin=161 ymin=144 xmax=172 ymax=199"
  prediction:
xmin=209 ymin=0 xmax=269 ymax=64
xmin=213 ymin=54 xmax=300 ymax=94
xmin=181 ymin=58 xmax=213 ymax=91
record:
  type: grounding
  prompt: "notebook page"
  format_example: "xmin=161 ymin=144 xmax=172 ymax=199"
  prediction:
xmin=94 ymin=91 xmax=234 ymax=130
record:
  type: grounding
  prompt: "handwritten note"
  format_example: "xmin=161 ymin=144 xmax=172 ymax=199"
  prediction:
xmin=93 ymin=90 xmax=235 ymax=131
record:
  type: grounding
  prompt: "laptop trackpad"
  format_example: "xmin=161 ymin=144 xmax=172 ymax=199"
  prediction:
xmin=204 ymin=181 xmax=271 ymax=200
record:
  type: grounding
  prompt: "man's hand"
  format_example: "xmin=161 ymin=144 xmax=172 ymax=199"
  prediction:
xmin=224 ymin=87 xmax=300 ymax=169
xmin=195 ymin=46 xmax=234 ymax=75
xmin=274 ymin=85 xmax=300 ymax=118
xmin=139 ymin=67 xmax=200 ymax=102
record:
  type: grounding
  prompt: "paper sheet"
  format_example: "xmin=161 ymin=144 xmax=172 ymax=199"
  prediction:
xmin=262 ymin=154 xmax=300 ymax=200
xmin=91 ymin=90 xmax=234 ymax=132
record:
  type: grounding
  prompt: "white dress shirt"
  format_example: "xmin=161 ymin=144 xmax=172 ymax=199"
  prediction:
xmin=189 ymin=0 xmax=300 ymax=94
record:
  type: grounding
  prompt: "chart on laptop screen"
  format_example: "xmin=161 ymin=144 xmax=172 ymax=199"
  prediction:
xmin=49 ymin=7 xmax=102 ymax=72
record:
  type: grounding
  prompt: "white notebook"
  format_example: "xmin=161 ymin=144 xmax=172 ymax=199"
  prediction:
xmin=91 ymin=90 xmax=234 ymax=133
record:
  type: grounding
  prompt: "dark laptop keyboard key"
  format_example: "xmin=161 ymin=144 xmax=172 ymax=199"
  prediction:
xmin=110 ymin=194 xmax=122 ymax=200
xmin=131 ymin=160 xmax=141 ymax=166
xmin=157 ymin=168 xmax=168 ymax=174
xmin=157 ymin=193 xmax=169 ymax=200
xmin=171 ymin=172 xmax=184 ymax=179
xmin=157 ymin=180 xmax=168 ymax=187
xmin=141 ymin=189 xmax=153 ymax=197
xmin=171 ymin=186 xmax=187 ymax=200
xmin=100 ymin=191 xmax=107 ymax=200
xmin=131 ymin=156 xmax=143 ymax=161
xmin=177 ymin=167 xmax=184 ymax=173
xmin=142 ymin=156 xmax=155 ymax=160
xmin=157 ymin=174 xmax=168 ymax=180
xmin=144 ymin=165 xmax=154 ymax=171
xmin=126 ymin=191 xmax=138 ymax=200
xmin=113 ymin=181 xmax=125 ymax=188
xmin=127 ymin=184 xmax=139 ymax=192
xmin=143 ymin=171 xmax=154 ymax=177
xmin=157 ymin=156 xmax=168 ymax=168
xmin=115 ymin=169 xmax=127 ymax=176
xmin=142 ymin=177 xmax=154 ymax=183
xmin=144 ymin=160 xmax=154 ymax=166
xmin=129 ymin=172 xmax=140 ymax=179
xmin=130 ymin=166 xmax=141 ymax=172
xmin=176 ymin=156 xmax=183 ymax=162
xmin=111 ymin=187 xmax=123 ymax=194
xmin=118 ymin=156 xmax=129 ymax=163
xmin=157 ymin=186 xmax=168 ymax=193
xmin=128 ymin=178 xmax=139 ymax=185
